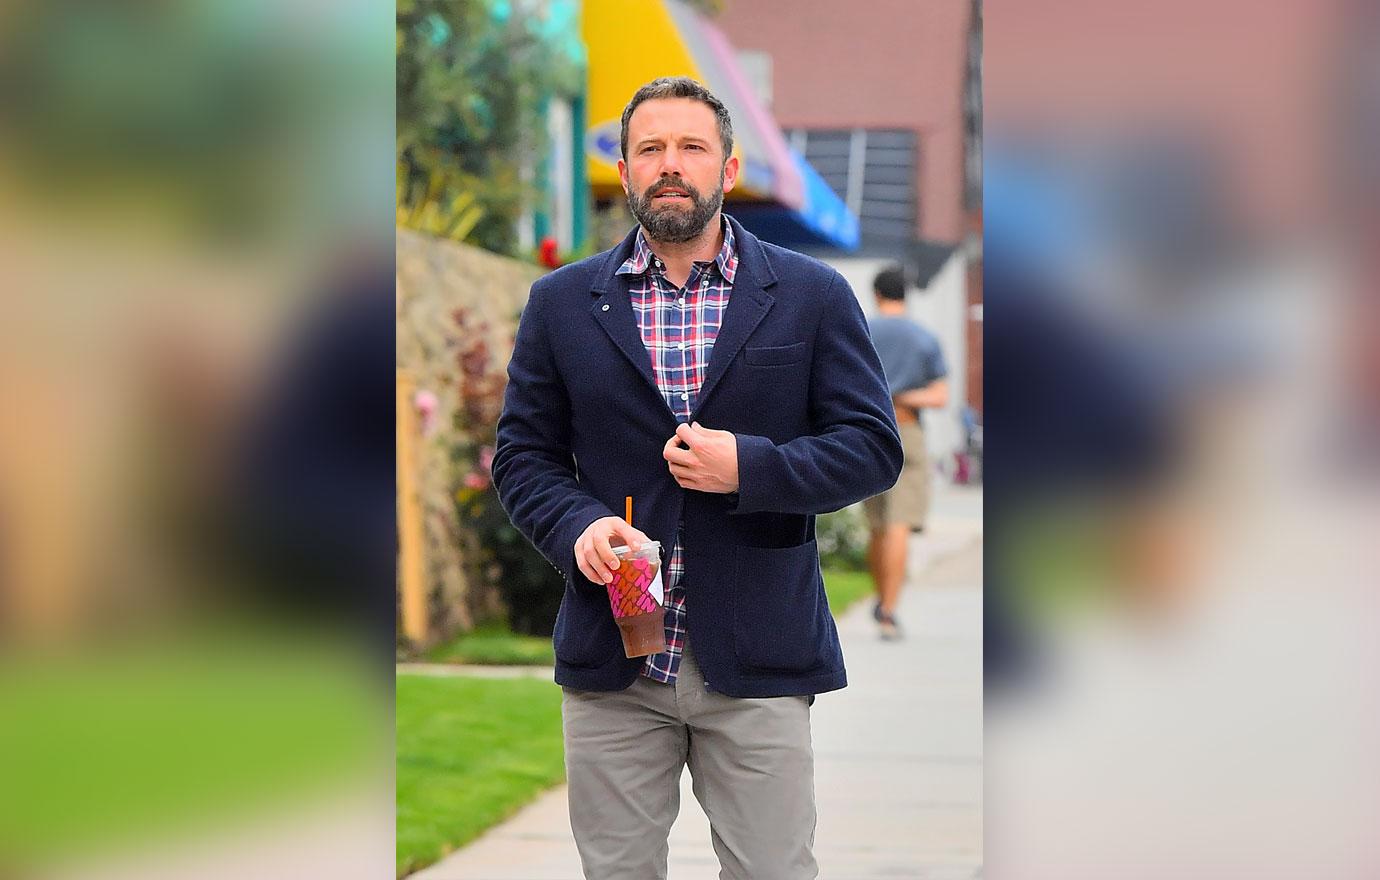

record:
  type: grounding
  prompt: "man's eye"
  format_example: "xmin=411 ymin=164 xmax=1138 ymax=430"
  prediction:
xmin=642 ymin=146 xmax=660 ymax=153
xmin=686 ymin=144 xmax=704 ymax=151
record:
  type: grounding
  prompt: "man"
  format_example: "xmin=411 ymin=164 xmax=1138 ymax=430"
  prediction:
xmin=492 ymin=77 xmax=901 ymax=880
xmin=862 ymin=266 xmax=949 ymax=641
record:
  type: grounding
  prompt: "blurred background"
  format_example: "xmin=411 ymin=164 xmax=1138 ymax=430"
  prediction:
xmin=394 ymin=1 xmax=983 ymax=878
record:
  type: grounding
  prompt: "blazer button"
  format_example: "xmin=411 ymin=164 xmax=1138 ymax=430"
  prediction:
xmin=601 ymin=304 xmax=610 ymax=311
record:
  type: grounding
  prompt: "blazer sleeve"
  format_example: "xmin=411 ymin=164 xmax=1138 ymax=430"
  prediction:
xmin=731 ymin=270 xmax=904 ymax=515
xmin=492 ymin=281 xmax=613 ymax=582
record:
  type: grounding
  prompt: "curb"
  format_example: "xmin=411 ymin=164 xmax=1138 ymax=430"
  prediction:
xmin=396 ymin=663 xmax=556 ymax=679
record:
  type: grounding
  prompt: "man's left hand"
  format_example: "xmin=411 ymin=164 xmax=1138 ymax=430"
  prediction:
xmin=663 ymin=422 xmax=739 ymax=494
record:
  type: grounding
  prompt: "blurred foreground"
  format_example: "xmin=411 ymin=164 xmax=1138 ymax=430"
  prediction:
xmin=0 ymin=2 xmax=394 ymax=876
xmin=986 ymin=0 xmax=1380 ymax=876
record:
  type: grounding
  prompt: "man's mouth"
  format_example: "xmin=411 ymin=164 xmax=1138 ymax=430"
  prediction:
xmin=652 ymin=188 xmax=689 ymax=200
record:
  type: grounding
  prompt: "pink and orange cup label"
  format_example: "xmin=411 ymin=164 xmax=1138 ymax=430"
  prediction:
xmin=605 ymin=541 xmax=663 ymax=619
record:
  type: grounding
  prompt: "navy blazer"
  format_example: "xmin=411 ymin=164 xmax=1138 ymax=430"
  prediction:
xmin=492 ymin=215 xmax=903 ymax=697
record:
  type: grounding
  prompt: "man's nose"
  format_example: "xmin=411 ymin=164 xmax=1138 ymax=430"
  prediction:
xmin=657 ymin=145 xmax=685 ymax=176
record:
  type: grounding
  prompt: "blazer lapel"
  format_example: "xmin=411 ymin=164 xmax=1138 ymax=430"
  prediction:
xmin=692 ymin=285 xmax=773 ymax=419
xmin=590 ymin=285 xmax=667 ymax=408
xmin=589 ymin=231 xmax=678 ymax=422
xmin=691 ymin=215 xmax=778 ymax=419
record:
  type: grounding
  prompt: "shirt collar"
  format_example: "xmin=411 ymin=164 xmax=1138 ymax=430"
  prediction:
xmin=616 ymin=215 xmax=738 ymax=284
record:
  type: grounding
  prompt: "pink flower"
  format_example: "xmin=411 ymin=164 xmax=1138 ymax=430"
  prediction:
xmin=479 ymin=446 xmax=495 ymax=475
xmin=413 ymin=389 xmax=440 ymax=436
xmin=464 ymin=471 xmax=489 ymax=490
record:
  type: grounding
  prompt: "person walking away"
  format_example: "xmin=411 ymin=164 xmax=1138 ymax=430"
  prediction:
xmin=863 ymin=266 xmax=949 ymax=640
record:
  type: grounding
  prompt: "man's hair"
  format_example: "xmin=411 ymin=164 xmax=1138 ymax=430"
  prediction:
xmin=620 ymin=77 xmax=734 ymax=161
xmin=873 ymin=266 xmax=908 ymax=301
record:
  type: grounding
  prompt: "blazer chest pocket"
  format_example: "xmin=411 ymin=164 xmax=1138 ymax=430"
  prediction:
xmin=743 ymin=342 xmax=807 ymax=367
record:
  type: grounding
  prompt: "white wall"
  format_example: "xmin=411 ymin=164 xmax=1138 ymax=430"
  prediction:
xmin=546 ymin=98 xmax=574 ymax=251
xmin=828 ymin=253 xmax=968 ymax=465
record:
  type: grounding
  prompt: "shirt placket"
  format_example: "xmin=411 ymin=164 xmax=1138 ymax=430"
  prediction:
xmin=642 ymin=260 xmax=714 ymax=684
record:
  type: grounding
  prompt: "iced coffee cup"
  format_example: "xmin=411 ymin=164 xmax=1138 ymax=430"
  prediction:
xmin=605 ymin=541 xmax=665 ymax=658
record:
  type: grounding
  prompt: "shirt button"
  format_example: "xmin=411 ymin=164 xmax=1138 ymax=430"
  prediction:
xmin=679 ymin=343 xmax=687 ymax=351
xmin=601 ymin=304 xmax=610 ymax=311
xmin=680 ymin=392 xmax=689 ymax=401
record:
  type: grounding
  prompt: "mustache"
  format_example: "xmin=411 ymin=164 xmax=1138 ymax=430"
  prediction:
xmin=642 ymin=179 xmax=700 ymax=200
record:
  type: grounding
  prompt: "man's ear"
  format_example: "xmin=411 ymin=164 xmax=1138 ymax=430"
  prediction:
xmin=617 ymin=158 xmax=630 ymax=196
xmin=721 ymin=154 xmax=740 ymax=195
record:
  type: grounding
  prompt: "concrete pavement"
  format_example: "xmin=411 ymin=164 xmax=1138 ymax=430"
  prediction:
xmin=412 ymin=486 xmax=983 ymax=879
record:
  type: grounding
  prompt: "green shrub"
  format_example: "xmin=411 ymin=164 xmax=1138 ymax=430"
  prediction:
xmin=816 ymin=505 xmax=869 ymax=572
xmin=450 ymin=305 xmax=563 ymax=637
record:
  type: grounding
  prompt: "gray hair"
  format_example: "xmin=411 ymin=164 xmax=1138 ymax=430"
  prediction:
xmin=619 ymin=76 xmax=734 ymax=161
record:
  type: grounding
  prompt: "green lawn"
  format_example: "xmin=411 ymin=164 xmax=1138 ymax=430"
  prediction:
xmin=822 ymin=567 xmax=874 ymax=615
xmin=0 ymin=630 xmax=379 ymax=872
xmin=424 ymin=621 xmax=556 ymax=666
xmin=395 ymin=674 xmax=565 ymax=878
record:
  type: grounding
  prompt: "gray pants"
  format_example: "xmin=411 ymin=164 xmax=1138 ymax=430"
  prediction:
xmin=561 ymin=644 xmax=818 ymax=880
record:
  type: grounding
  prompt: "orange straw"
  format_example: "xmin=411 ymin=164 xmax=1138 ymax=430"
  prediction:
xmin=625 ymin=495 xmax=633 ymax=525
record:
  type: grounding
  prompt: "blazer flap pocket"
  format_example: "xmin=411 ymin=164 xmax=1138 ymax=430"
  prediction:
xmin=743 ymin=341 xmax=807 ymax=367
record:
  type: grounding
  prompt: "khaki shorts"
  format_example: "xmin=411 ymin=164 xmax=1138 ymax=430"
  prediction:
xmin=863 ymin=422 xmax=931 ymax=531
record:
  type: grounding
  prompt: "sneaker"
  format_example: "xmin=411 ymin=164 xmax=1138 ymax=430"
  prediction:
xmin=878 ymin=613 xmax=903 ymax=641
xmin=872 ymin=601 xmax=884 ymax=623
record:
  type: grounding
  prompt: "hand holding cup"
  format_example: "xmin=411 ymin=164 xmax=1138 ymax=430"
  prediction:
xmin=575 ymin=516 xmax=650 ymax=586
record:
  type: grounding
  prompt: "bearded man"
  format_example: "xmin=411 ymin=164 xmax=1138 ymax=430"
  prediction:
xmin=492 ymin=76 xmax=902 ymax=880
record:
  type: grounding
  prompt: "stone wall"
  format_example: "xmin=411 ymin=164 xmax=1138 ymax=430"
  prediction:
xmin=395 ymin=228 xmax=541 ymax=649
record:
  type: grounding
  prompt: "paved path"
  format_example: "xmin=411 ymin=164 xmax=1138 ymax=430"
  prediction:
xmin=413 ymin=487 xmax=984 ymax=879
xmin=395 ymin=663 xmax=555 ymax=679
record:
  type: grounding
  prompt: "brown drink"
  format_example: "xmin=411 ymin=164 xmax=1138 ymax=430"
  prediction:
xmin=606 ymin=541 xmax=665 ymax=658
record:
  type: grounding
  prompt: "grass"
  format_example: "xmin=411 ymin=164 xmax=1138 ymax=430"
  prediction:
xmin=395 ymin=674 xmax=565 ymax=878
xmin=423 ymin=621 xmax=556 ymax=666
xmin=822 ymin=567 xmax=874 ymax=616
xmin=0 ymin=628 xmax=380 ymax=872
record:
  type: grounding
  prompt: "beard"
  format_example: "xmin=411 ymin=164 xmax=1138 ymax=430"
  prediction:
xmin=626 ymin=171 xmax=724 ymax=244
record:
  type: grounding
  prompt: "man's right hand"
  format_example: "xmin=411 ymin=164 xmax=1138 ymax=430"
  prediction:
xmin=575 ymin=516 xmax=651 ymax=585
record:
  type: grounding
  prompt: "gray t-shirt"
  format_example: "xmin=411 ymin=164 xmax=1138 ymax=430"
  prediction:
xmin=868 ymin=314 xmax=948 ymax=396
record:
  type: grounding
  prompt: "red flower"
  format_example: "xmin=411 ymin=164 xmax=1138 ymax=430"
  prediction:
xmin=539 ymin=236 xmax=562 ymax=270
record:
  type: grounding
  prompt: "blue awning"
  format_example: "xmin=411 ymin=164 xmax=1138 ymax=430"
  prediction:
xmin=729 ymin=148 xmax=860 ymax=252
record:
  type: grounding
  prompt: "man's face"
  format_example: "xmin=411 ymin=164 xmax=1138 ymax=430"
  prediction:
xmin=618 ymin=97 xmax=739 ymax=243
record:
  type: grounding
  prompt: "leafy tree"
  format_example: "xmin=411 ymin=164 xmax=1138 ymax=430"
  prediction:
xmin=396 ymin=0 xmax=581 ymax=256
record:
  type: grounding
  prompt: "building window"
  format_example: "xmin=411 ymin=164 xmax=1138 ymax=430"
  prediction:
xmin=787 ymin=127 xmax=918 ymax=248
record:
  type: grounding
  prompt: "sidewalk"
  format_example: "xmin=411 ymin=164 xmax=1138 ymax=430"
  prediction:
xmin=413 ymin=486 xmax=984 ymax=880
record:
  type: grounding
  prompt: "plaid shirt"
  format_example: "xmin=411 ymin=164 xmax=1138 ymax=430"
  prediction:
xmin=616 ymin=216 xmax=738 ymax=684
